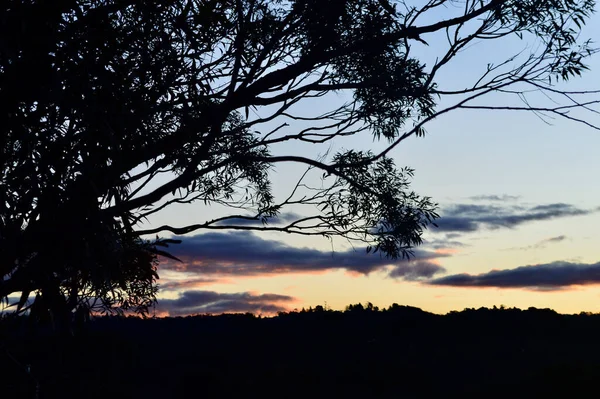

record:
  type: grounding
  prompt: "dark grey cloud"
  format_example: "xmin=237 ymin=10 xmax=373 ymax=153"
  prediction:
xmin=546 ymin=235 xmax=567 ymax=243
xmin=445 ymin=233 xmax=462 ymax=239
xmin=159 ymin=231 xmax=448 ymax=280
xmin=389 ymin=260 xmax=446 ymax=281
xmin=469 ymin=194 xmax=521 ymax=201
xmin=429 ymin=261 xmax=600 ymax=290
xmin=156 ymin=290 xmax=295 ymax=316
xmin=434 ymin=203 xmax=593 ymax=233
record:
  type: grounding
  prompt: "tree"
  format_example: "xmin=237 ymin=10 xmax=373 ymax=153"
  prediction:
xmin=1 ymin=0 xmax=598 ymax=320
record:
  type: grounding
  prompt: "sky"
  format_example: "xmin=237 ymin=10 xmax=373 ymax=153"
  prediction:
xmin=145 ymin=3 xmax=600 ymax=317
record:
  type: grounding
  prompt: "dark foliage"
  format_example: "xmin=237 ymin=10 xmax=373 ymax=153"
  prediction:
xmin=3 ymin=304 xmax=600 ymax=398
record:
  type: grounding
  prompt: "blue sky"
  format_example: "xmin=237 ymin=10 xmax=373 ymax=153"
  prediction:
xmin=144 ymin=4 xmax=600 ymax=316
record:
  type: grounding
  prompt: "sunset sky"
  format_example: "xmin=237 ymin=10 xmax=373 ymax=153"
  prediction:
xmin=142 ymin=6 xmax=600 ymax=317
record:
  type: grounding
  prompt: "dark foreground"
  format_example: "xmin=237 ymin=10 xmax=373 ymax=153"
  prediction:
xmin=2 ymin=305 xmax=600 ymax=398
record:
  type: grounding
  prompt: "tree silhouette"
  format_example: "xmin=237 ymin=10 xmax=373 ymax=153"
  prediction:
xmin=1 ymin=0 xmax=598 ymax=320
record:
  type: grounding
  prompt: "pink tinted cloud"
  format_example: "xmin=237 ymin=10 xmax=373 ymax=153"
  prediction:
xmin=156 ymin=290 xmax=298 ymax=316
xmin=159 ymin=277 xmax=233 ymax=292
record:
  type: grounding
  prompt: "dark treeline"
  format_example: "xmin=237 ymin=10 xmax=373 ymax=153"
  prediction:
xmin=3 ymin=304 xmax=600 ymax=398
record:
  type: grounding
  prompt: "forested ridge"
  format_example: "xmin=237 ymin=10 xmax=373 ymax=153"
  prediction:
xmin=3 ymin=304 xmax=600 ymax=398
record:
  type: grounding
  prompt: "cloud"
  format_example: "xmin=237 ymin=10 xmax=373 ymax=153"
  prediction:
xmin=434 ymin=203 xmax=593 ymax=233
xmin=159 ymin=278 xmax=229 ymax=291
xmin=546 ymin=235 xmax=567 ymax=243
xmin=429 ymin=261 xmax=600 ymax=290
xmin=159 ymin=231 xmax=448 ymax=281
xmin=469 ymin=194 xmax=521 ymax=201
xmin=423 ymin=237 xmax=467 ymax=250
xmin=389 ymin=260 xmax=446 ymax=281
xmin=0 ymin=295 xmax=23 ymax=313
xmin=156 ymin=290 xmax=295 ymax=316
xmin=506 ymin=235 xmax=568 ymax=251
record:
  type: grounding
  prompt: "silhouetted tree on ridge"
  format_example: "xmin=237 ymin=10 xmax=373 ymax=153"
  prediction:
xmin=1 ymin=0 xmax=599 ymax=323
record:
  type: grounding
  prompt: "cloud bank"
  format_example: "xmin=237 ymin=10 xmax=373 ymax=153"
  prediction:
xmin=435 ymin=203 xmax=594 ymax=233
xmin=160 ymin=231 xmax=447 ymax=280
xmin=429 ymin=261 xmax=600 ymax=290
